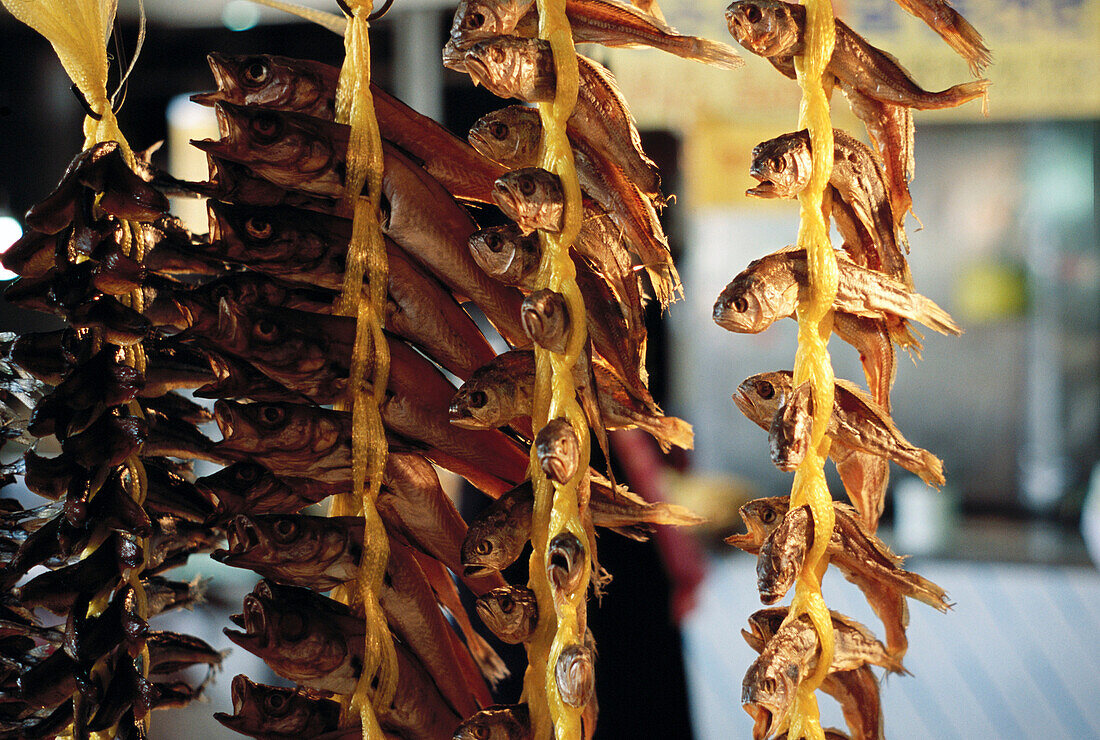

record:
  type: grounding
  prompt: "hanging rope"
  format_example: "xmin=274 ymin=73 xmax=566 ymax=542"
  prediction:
xmin=783 ymin=0 xmax=837 ymax=736
xmin=327 ymin=2 xmax=398 ymax=738
xmin=521 ymin=1 xmax=593 ymax=738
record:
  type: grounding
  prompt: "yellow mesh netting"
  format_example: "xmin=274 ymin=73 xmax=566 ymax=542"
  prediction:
xmin=521 ymin=1 xmax=593 ymax=738
xmin=327 ymin=2 xmax=398 ymax=738
xmin=783 ymin=0 xmax=837 ymax=736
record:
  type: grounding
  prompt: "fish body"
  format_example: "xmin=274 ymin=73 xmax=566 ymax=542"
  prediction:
xmin=725 ymin=1 xmax=990 ymax=111
xmin=146 ymin=631 xmax=225 ymax=674
xmin=475 ymin=586 xmax=539 ymax=644
xmin=224 ymin=581 xmax=365 ymax=695
xmin=199 ymin=461 xmax=344 ymax=515
xmin=734 ymin=370 xmax=945 ymax=487
xmin=742 ymin=607 xmax=905 ymax=674
xmin=747 ymin=130 xmax=911 ymax=284
xmin=214 ymin=514 xmax=362 ymax=590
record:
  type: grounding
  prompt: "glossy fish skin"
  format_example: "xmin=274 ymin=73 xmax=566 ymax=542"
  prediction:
xmin=475 ymin=586 xmax=538 ymax=644
xmin=462 ymin=482 xmax=536 ymax=576
xmin=451 ymin=350 xmax=692 ymax=451
xmin=768 ymin=381 xmax=812 ymax=472
xmin=198 ymin=461 xmax=343 ymax=516
xmin=747 ymin=130 xmax=911 ymax=285
xmin=146 ymin=630 xmax=225 ymax=674
xmin=842 ymin=87 xmax=915 ymax=227
xmin=213 ymin=673 xmax=344 ymax=738
xmin=224 ymin=581 xmax=365 ymax=695
xmin=734 ymin=370 xmax=945 ymax=487
xmin=196 ymin=53 xmax=506 ymax=204
xmin=730 ymin=497 xmax=949 ymax=658
xmin=468 ymin=106 xmax=541 ymax=170
xmin=492 ymin=167 xmax=566 ymax=235
xmin=214 ymin=514 xmax=362 ymax=591
xmin=447 ymin=0 xmax=743 ymax=71
xmin=556 ymin=639 xmax=596 ymax=708
xmin=462 ymin=37 xmax=661 ymax=199
xmin=452 ymin=703 xmax=531 ymax=740
xmin=724 ymin=0 xmax=990 ymax=111
xmin=535 ymin=418 xmax=581 ymax=484
xmin=203 ymin=201 xmax=497 ymax=380
xmin=548 ymin=531 xmax=587 ymax=595
xmin=522 ymin=289 xmax=570 ymax=353
xmin=468 ymin=223 xmax=541 ymax=289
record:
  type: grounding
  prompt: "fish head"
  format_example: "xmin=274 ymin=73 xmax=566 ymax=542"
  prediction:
xmin=742 ymin=653 xmax=800 ymax=740
xmin=468 ymin=224 xmax=541 ymax=287
xmin=214 ymin=674 xmax=341 ymax=736
xmin=547 ymin=531 xmax=587 ymax=594
xmin=733 ymin=372 xmax=792 ymax=428
xmin=203 ymin=303 xmax=327 ymax=376
xmin=745 ymin=607 xmax=789 ymax=645
xmin=521 ymin=289 xmax=569 ymax=353
xmin=208 ymin=201 xmax=332 ymax=267
xmin=468 ymin=106 xmax=542 ymax=167
xmin=216 ymin=514 xmax=339 ymax=574
xmin=725 ymin=0 xmax=802 ymax=59
xmin=463 ymin=36 xmax=553 ymax=100
xmin=492 ymin=167 xmax=563 ymax=234
xmin=449 ymin=372 xmax=511 ymax=429
xmin=193 ymin=53 xmax=337 ymax=118
xmin=713 ymin=271 xmax=775 ymax=333
xmin=450 ymin=0 xmax=528 ymax=42
xmin=555 ymin=643 xmax=595 ymax=708
xmin=453 ymin=704 xmax=531 ymax=740
xmin=535 ymin=418 xmax=580 ymax=485
xmin=726 ymin=496 xmax=791 ymax=553
xmin=214 ymin=400 xmax=334 ymax=458
xmin=462 ymin=484 xmax=533 ymax=575
xmin=747 ymin=131 xmax=811 ymax=199
xmin=475 ymin=586 xmax=538 ymax=644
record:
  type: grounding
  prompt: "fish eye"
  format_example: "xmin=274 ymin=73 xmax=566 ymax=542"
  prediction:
xmin=235 ymin=464 xmax=260 ymax=483
xmin=279 ymin=610 xmax=308 ymax=641
xmin=244 ymin=218 xmax=273 ymax=241
xmin=733 ymin=296 xmax=748 ymax=313
xmin=273 ymin=518 xmax=297 ymax=542
xmin=250 ymin=113 xmax=282 ymax=144
xmin=518 ymin=176 xmax=537 ymax=197
xmin=469 ymin=390 xmax=488 ymax=409
xmin=243 ymin=60 xmax=269 ymax=86
xmin=464 ymin=11 xmax=485 ymax=29
xmin=475 ymin=539 xmax=493 ymax=556
xmin=470 ymin=726 xmax=490 ymax=740
xmin=760 ymin=677 xmax=777 ymax=694
xmin=490 ymin=46 xmax=505 ymax=64
xmin=263 ymin=692 xmax=289 ymax=716
xmin=768 ymin=156 xmax=784 ymax=172
xmin=483 ymin=232 xmax=502 ymax=253
xmin=254 ymin=319 xmax=279 ymax=342
xmin=499 ymin=594 xmax=515 ymax=613
xmin=489 ymin=122 xmax=508 ymax=140
xmin=756 ymin=380 xmax=775 ymax=400
xmin=761 ymin=507 xmax=777 ymax=524
xmin=260 ymin=405 xmax=285 ymax=425
xmin=744 ymin=3 xmax=762 ymax=22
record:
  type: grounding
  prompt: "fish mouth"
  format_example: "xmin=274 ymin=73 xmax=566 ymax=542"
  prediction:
xmin=241 ymin=594 xmax=269 ymax=647
xmin=191 ymin=53 xmax=232 ymax=107
xmin=224 ymin=514 xmax=264 ymax=555
xmin=213 ymin=400 xmax=240 ymax=443
xmin=732 ymin=384 xmax=757 ymax=418
xmin=442 ymin=38 xmax=469 ymax=72
xmin=746 ymin=178 xmax=780 ymax=198
xmin=447 ymin=399 xmax=481 ymax=429
xmin=743 ymin=703 xmax=775 ymax=740
xmin=461 ymin=52 xmax=492 ymax=88
xmin=463 ymin=563 xmax=494 ymax=578
xmin=229 ymin=673 xmax=253 ymax=715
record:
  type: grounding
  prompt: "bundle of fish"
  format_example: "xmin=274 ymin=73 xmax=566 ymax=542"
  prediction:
xmin=715 ymin=0 xmax=987 ymax=737
xmin=0 ymin=142 xmax=226 ymax=738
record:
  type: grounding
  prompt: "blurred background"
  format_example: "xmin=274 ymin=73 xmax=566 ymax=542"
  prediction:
xmin=0 ymin=0 xmax=1097 ymax=737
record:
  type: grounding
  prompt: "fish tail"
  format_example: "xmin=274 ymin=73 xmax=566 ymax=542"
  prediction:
xmin=916 ymin=450 xmax=946 ymax=489
xmin=940 ymin=78 xmax=991 ymax=108
xmin=668 ymin=35 xmax=745 ymax=71
xmin=941 ymin=14 xmax=993 ymax=77
xmin=644 ymin=501 xmax=706 ymax=527
xmin=887 ymin=319 xmax=923 ymax=357
xmin=639 ymin=414 xmax=694 ymax=451
xmin=467 ymin=630 xmax=510 ymax=687
xmin=908 ymin=571 xmax=952 ymax=613
xmin=915 ymin=295 xmax=962 ymax=336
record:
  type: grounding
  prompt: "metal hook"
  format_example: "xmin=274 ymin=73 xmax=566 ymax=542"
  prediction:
xmin=368 ymin=0 xmax=396 ymax=21
xmin=71 ymin=85 xmax=103 ymax=121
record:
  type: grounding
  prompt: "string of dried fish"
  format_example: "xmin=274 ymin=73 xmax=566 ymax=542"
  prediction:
xmin=522 ymin=0 xmax=595 ymax=737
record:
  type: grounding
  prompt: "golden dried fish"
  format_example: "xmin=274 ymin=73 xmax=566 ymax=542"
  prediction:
xmin=556 ymin=637 xmax=596 ymax=708
xmin=535 ymin=418 xmax=581 ymax=484
xmin=475 ymin=585 xmax=539 ymax=644
xmin=747 ymin=130 xmax=910 ymax=282
xmin=548 ymin=531 xmax=588 ymax=594
xmin=446 ymin=0 xmax=743 ymax=70
xmin=521 ymin=289 xmax=570 ymax=353
xmin=888 ymin=0 xmax=990 ymax=75
xmin=734 ymin=370 xmax=945 ymax=487
xmin=741 ymin=607 xmax=906 ymax=674
xmin=198 ymin=461 xmax=344 ymax=516
xmin=213 ymin=674 xmax=345 ymax=738
xmin=768 ymin=380 xmax=812 ymax=472
xmin=450 ymin=350 xmax=692 ymax=451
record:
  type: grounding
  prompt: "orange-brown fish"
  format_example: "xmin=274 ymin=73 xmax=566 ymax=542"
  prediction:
xmin=194 ymin=52 xmax=507 ymax=203
xmin=747 ymin=130 xmax=911 ymax=283
xmin=450 ymin=350 xmax=692 ymax=451
xmin=213 ymin=674 xmax=347 ymax=739
xmin=889 ymin=0 xmax=990 ymax=76
xmin=734 ymin=370 xmax=945 ymax=487
xmin=445 ymin=0 xmax=743 ymax=71
xmin=476 ymin=585 xmax=539 ymax=644
xmin=556 ymin=637 xmax=596 ymax=708
xmin=453 ymin=704 xmax=531 ymax=740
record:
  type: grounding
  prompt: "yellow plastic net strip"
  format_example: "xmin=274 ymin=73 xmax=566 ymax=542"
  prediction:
xmin=521 ymin=1 xmax=593 ymax=738
xmin=784 ymin=0 xmax=837 ymax=737
xmin=1 ymin=2 xmax=152 ymax=735
xmin=329 ymin=3 xmax=398 ymax=738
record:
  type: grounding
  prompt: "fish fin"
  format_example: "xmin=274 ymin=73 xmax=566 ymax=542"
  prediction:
xmin=246 ymin=0 xmax=347 ymax=35
xmin=887 ymin=319 xmax=923 ymax=357
xmin=916 ymin=451 xmax=946 ymax=489
xmin=939 ymin=12 xmax=993 ymax=76
xmin=915 ymin=295 xmax=962 ymax=336
xmin=674 ymin=36 xmax=745 ymax=71
xmin=606 ymin=523 xmax=653 ymax=540
xmin=639 ymin=414 xmax=693 ymax=452
xmin=907 ymin=571 xmax=952 ymax=613
xmin=945 ymin=78 xmax=991 ymax=108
